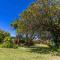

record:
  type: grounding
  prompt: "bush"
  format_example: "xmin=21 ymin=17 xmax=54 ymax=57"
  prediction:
xmin=2 ymin=36 xmax=18 ymax=48
xmin=2 ymin=41 xmax=12 ymax=48
xmin=2 ymin=41 xmax=18 ymax=48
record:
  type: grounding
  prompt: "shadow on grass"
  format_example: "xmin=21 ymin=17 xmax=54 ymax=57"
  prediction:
xmin=26 ymin=46 xmax=60 ymax=56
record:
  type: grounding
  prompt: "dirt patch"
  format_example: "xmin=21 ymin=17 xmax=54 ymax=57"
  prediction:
xmin=51 ymin=56 xmax=60 ymax=60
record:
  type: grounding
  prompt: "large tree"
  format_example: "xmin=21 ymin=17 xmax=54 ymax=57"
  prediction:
xmin=12 ymin=0 xmax=60 ymax=47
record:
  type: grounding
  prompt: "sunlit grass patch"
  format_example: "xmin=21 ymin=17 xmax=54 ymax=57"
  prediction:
xmin=0 ymin=44 xmax=60 ymax=60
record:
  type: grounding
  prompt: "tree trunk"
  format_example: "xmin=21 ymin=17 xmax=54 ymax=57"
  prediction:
xmin=51 ymin=31 xmax=59 ymax=48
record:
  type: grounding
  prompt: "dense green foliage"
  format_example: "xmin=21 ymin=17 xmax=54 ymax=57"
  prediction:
xmin=0 ymin=30 xmax=10 ymax=43
xmin=0 ymin=29 xmax=17 ymax=48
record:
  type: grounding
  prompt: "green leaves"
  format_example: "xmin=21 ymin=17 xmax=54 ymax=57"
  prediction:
xmin=0 ymin=30 xmax=10 ymax=43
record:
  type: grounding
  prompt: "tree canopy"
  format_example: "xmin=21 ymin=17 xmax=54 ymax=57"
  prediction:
xmin=11 ymin=0 xmax=60 ymax=48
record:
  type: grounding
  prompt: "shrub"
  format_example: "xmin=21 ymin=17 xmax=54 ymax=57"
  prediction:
xmin=2 ymin=36 xmax=18 ymax=48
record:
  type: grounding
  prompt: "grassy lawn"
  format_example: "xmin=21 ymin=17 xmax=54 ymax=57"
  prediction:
xmin=0 ymin=44 xmax=60 ymax=60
